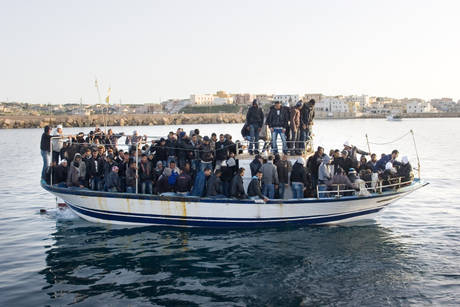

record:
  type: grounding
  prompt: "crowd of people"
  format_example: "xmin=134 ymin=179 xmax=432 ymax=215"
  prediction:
xmin=40 ymin=100 xmax=414 ymax=201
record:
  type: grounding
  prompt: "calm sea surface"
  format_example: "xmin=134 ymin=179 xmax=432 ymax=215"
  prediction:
xmin=0 ymin=118 xmax=459 ymax=306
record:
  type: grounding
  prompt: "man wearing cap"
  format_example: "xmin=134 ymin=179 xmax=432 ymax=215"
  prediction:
xmin=246 ymin=99 xmax=264 ymax=155
xmin=266 ymin=101 xmax=289 ymax=155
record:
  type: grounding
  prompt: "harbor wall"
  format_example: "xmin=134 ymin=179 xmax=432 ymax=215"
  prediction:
xmin=0 ymin=112 xmax=459 ymax=129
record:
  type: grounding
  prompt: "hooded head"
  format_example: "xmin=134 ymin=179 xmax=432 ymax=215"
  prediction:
xmin=296 ymin=157 xmax=306 ymax=166
xmin=401 ymin=156 xmax=409 ymax=165
xmin=252 ymin=99 xmax=258 ymax=107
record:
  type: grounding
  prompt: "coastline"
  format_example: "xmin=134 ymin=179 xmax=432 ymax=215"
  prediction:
xmin=0 ymin=112 xmax=459 ymax=129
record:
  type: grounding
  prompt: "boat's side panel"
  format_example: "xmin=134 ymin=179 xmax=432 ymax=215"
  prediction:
xmin=50 ymin=191 xmax=408 ymax=227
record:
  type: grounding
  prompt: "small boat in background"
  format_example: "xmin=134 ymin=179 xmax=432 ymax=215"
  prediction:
xmin=387 ymin=113 xmax=403 ymax=121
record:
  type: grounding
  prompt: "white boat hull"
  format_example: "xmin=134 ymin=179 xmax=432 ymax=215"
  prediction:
xmin=42 ymin=180 xmax=427 ymax=228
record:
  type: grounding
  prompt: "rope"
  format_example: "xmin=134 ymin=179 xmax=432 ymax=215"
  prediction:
xmin=368 ymin=131 xmax=412 ymax=145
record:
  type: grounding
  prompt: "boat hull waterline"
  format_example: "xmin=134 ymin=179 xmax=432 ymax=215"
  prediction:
xmin=42 ymin=180 xmax=427 ymax=228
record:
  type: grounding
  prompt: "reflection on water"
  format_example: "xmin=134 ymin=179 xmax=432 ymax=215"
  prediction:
xmin=40 ymin=222 xmax=415 ymax=306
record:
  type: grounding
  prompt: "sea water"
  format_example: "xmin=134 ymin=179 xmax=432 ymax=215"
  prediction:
xmin=0 ymin=118 xmax=459 ymax=306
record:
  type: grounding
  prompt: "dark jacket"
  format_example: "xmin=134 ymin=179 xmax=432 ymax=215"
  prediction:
xmin=47 ymin=164 xmax=68 ymax=185
xmin=139 ymin=161 xmax=153 ymax=181
xmin=40 ymin=133 xmax=52 ymax=152
xmin=300 ymin=103 xmax=315 ymax=127
xmin=249 ymin=158 xmax=262 ymax=177
xmin=151 ymin=144 xmax=168 ymax=162
xmin=215 ymin=141 xmax=229 ymax=161
xmin=230 ymin=174 xmax=247 ymax=199
xmin=366 ymin=161 xmax=378 ymax=173
xmin=126 ymin=167 xmax=137 ymax=188
xmin=290 ymin=162 xmax=307 ymax=184
xmin=199 ymin=143 xmax=213 ymax=162
xmin=307 ymin=153 xmax=323 ymax=177
xmin=206 ymin=174 xmax=222 ymax=197
xmin=246 ymin=106 xmax=264 ymax=128
xmin=247 ymin=177 xmax=264 ymax=199
xmin=165 ymin=138 xmax=177 ymax=157
xmin=336 ymin=157 xmax=354 ymax=174
xmin=266 ymin=106 xmax=289 ymax=129
xmin=105 ymin=171 xmax=121 ymax=191
xmin=397 ymin=163 xmax=413 ymax=182
xmin=276 ymin=160 xmax=292 ymax=184
xmin=175 ymin=172 xmax=192 ymax=193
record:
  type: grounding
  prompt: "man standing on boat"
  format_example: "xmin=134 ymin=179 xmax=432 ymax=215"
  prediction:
xmin=299 ymin=99 xmax=315 ymax=152
xmin=246 ymin=99 xmax=264 ymax=155
xmin=266 ymin=101 xmax=289 ymax=155
xmin=40 ymin=126 xmax=52 ymax=179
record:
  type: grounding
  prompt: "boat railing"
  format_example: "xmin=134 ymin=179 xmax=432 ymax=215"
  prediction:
xmin=316 ymin=176 xmax=413 ymax=198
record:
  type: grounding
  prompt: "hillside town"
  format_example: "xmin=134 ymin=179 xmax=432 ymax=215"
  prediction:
xmin=1 ymin=92 xmax=460 ymax=118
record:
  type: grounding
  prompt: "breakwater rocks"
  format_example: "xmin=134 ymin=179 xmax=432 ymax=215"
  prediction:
xmin=0 ymin=113 xmax=246 ymax=129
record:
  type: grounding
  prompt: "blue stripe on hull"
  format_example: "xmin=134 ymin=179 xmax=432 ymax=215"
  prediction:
xmin=67 ymin=203 xmax=384 ymax=228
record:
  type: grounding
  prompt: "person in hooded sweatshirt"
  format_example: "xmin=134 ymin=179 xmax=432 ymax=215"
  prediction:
xmin=206 ymin=170 xmax=224 ymax=198
xmin=67 ymin=160 xmax=84 ymax=189
xmin=190 ymin=167 xmax=212 ymax=197
xmin=230 ymin=167 xmax=248 ymax=199
xmin=249 ymin=155 xmax=263 ymax=177
xmin=318 ymin=155 xmax=332 ymax=198
xmin=290 ymin=157 xmax=308 ymax=199
xmin=397 ymin=156 xmax=413 ymax=185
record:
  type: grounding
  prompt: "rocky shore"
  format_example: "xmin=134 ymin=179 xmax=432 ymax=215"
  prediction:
xmin=0 ymin=113 xmax=246 ymax=129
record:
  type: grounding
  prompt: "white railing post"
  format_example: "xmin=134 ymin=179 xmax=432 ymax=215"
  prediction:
xmin=135 ymin=142 xmax=139 ymax=194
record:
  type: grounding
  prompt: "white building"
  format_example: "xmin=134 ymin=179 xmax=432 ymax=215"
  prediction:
xmin=212 ymin=97 xmax=233 ymax=105
xmin=406 ymin=101 xmax=433 ymax=113
xmin=273 ymin=94 xmax=299 ymax=106
xmin=316 ymin=97 xmax=349 ymax=113
xmin=190 ymin=94 xmax=214 ymax=105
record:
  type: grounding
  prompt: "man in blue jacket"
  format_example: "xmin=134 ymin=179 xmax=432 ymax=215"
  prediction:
xmin=190 ymin=167 xmax=212 ymax=197
xmin=376 ymin=150 xmax=400 ymax=172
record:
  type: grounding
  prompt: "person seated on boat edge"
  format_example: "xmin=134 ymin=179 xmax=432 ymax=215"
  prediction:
xmin=327 ymin=167 xmax=357 ymax=197
xmin=231 ymin=167 xmax=248 ymax=199
xmin=318 ymin=155 xmax=333 ymax=198
xmin=206 ymin=169 xmax=225 ymax=198
xmin=45 ymin=159 xmax=68 ymax=187
xmin=376 ymin=149 xmax=400 ymax=172
xmin=190 ymin=167 xmax=212 ymax=197
xmin=175 ymin=168 xmax=193 ymax=195
xmin=248 ymin=170 xmax=269 ymax=202
xmin=105 ymin=166 xmax=121 ymax=192
xmin=357 ymin=156 xmax=368 ymax=174
xmin=260 ymin=155 xmax=279 ymax=199
xmin=397 ymin=156 xmax=414 ymax=186
xmin=66 ymin=159 xmax=85 ymax=189
xmin=290 ymin=157 xmax=308 ymax=199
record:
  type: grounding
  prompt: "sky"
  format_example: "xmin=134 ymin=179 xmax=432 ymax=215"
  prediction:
xmin=1 ymin=0 xmax=459 ymax=104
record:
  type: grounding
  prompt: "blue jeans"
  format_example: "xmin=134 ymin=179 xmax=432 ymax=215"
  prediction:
xmin=40 ymin=150 xmax=50 ymax=179
xmin=291 ymin=182 xmax=304 ymax=199
xmin=278 ymin=183 xmax=286 ymax=199
xmin=318 ymin=183 xmax=328 ymax=198
xmin=200 ymin=161 xmax=212 ymax=172
xmin=299 ymin=128 xmax=308 ymax=151
xmin=248 ymin=124 xmax=259 ymax=153
xmin=262 ymin=184 xmax=275 ymax=199
xmin=141 ymin=181 xmax=152 ymax=194
xmin=271 ymin=128 xmax=287 ymax=154
xmin=126 ymin=186 xmax=136 ymax=193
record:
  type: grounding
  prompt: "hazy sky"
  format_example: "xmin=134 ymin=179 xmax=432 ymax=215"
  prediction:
xmin=1 ymin=0 xmax=459 ymax=104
